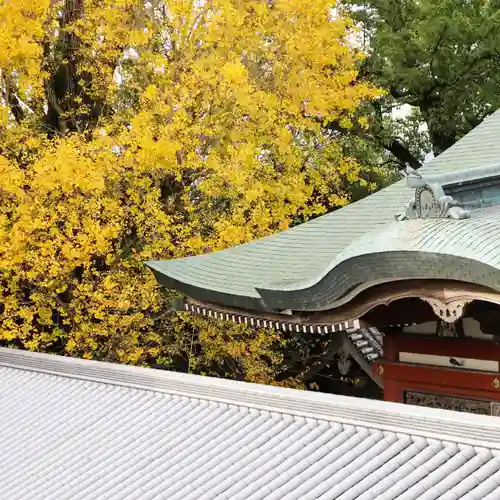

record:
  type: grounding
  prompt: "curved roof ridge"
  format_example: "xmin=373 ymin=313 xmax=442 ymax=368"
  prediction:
xmin=2 ymin=346 xmax=500 ymax=448
xmin=148 ymin=110 xmax=500 ymax=310
xmin=256 ymin=215 xmax=500 ymax=310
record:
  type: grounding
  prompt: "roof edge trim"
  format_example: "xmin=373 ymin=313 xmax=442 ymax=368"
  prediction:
xmin=407 ymin=162 xmax=500 ymax=189
xmin=145 ymin=261 xmax=265 ymax=311
xmin=2 ymin=347 xmax=500 ymax=448
xmin=257 ymin=251 xmax=500 ymax=311
xmin=182 ymin=300 xmax=361 ymax=333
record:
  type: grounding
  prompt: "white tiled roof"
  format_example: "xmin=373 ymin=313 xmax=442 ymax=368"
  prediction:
xmin=1 ymin=348 xmax=500 ymax=499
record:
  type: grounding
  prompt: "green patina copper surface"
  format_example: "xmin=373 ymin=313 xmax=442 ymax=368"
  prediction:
xmin=147 ymin=110 xmax=500 ymax=312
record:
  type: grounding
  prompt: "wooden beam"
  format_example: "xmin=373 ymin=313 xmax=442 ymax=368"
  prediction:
xmin=382 ymin=331 xmax=399 ymax=362
xmin=382 ymin=362 xmax=500 ymax=394
xmin=387 ymin=334 xmax=500 ymax=362
xmin=182 ymin=298 xmax=361 ymax=331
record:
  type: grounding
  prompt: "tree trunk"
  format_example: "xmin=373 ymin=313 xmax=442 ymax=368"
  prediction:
xmin=43 ymin=0 xmax=104 ymax=135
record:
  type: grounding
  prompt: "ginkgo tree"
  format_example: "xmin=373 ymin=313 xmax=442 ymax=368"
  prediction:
xmin=0 ymin=0 xmax=380 ymax=385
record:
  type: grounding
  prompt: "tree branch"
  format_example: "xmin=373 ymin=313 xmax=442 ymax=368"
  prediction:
xmin=4 ymin=89 xmax=25 ymax=123
xmin=429 ymin=24 xmax=448 ymax=85
xmin=384 ymin=137 xmax=422 ymax=169
xmin=277 ymin=334 xmax=344 ymax=383
xmin=324 ymin=116 xmax=423 ymax=170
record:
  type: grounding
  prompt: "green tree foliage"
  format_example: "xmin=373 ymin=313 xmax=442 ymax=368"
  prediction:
xmin=342 ymin=0 xmax=500 ymax=168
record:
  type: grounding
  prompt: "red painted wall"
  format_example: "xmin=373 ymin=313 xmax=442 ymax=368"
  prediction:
xmin=384 ymin=333 xmax=500 ymax=362
xmin=378 ymin=333 xmax=500 ymax=404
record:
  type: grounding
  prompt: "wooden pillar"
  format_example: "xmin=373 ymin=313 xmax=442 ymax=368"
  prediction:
xmin=383 ymin=378 xmax=403 ymax=403
xmin=381 ymin=328 xmax=399 ymax=362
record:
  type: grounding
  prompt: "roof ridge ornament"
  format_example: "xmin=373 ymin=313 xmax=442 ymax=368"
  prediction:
xmin=395 ymin=167 xmax=470 ymax=221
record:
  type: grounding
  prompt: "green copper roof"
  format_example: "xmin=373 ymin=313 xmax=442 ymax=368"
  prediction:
xmin=147 ymin=110 xmax=500 ymax=311
xmin=257 ymin=214 xmax=500 ymax=311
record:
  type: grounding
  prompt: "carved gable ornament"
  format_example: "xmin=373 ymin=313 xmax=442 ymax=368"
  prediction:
xmin=396 ymin=177 xmax=470 ymax=221
xmin=407 ymin=183 xmax=470 ymax=220
xmin=391 ymin=164 xmax=500 ymax=221
xmin=422 ymin=297 xmax=469 ymax=324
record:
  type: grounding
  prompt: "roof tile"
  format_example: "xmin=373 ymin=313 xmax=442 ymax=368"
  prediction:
xmin=148 ymin=110 xmax=500 ymax=308
xmin=1 ymin=348 xmax=500 ymax=499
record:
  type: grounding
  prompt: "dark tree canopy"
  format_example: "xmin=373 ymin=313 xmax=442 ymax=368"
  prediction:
xmin=344 ymin=0 xmax=500 ymax=168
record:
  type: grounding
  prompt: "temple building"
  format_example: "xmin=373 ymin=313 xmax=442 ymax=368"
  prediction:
xmin=6 ymin=114 xmax=500 ymax=499
xmin=148 ymin=109 xmax=500 ymax=416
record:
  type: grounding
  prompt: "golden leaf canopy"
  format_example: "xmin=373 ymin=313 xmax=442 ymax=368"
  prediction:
xmin=0 ymin=0 xmax=379 ymax=382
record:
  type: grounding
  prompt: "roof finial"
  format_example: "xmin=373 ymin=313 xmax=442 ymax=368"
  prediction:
xmin=405 ymin=163 xmax=422 ymax=179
